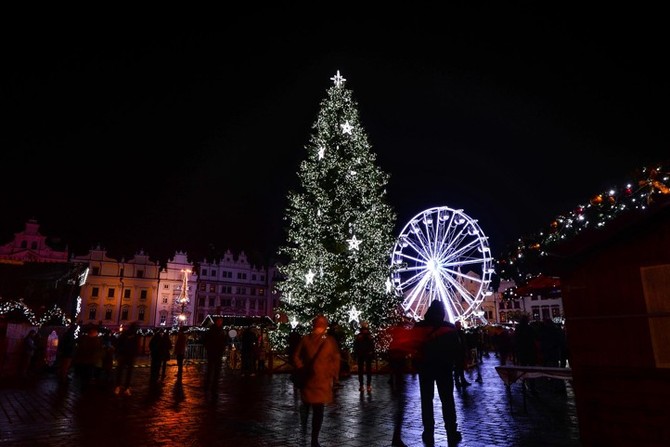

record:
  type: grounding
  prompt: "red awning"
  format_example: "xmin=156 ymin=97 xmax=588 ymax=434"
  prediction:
xmin=516 ymin=274 xmax=561 ymax=296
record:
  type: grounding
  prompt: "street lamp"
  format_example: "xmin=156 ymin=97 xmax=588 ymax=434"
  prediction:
xmin=176 ymin=268 xmax=191 ymax=326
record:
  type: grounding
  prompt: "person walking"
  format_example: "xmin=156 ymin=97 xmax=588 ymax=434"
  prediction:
xmin=353 ymin=320 xmax=375 ymax=393
xmin=292 ymin=314 xmax=341 ymax=447
xmin=204 ymin=317 xmax=227 ymax=398
xmin=174 ymin=326 xmax=188 ymax=382
xmin=114 ymin=322 xmax=139 ymax=396
xmin=413 ymin=300 xmax=462 ymax=447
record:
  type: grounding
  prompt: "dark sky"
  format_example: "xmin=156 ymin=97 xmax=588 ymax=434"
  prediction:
xmin=1 ymin=8 xmax=667 ymax=266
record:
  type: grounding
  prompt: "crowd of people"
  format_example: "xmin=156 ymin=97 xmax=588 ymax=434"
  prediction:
xmin=12 ymin=309 xmax=568 ymax=447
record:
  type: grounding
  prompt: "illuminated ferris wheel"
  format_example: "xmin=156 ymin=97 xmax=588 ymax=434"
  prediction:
xmin=391 ymin=206 xmax=494 ymax=323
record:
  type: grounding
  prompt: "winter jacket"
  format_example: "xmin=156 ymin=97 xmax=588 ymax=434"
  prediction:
xmin=292 ymin=332 xmax=340 ymax=404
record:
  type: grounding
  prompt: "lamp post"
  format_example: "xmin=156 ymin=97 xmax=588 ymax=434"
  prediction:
xmin=117 ymin=276 xmax=125 ymax=330
xmin=176 ymin=268 xmax=191 ymax=326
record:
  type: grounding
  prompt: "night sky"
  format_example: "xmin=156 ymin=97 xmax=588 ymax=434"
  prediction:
xmin=1 ymin=8 xmax=667 ymax=266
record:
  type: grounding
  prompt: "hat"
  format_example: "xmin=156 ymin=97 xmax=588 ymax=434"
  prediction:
xmin=313 ymin=315 xmax=329 ymax=328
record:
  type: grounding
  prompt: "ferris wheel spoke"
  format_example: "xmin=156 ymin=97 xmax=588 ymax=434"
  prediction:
xmin=438 ymin=234 xmax=481 ymax=265
xmin=398 ymin=270 xmax=428 ymax=291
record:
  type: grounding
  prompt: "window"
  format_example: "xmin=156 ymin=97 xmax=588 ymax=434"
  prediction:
xmin=138 ymin=307 xmax=145 ymax=321
xmin=137 ymin=270 xmax=144 ymax=278
xmin=252 ymin=274 xmax=257 ymax=281
xmin=201 ymin=269 xmax=208 ymax=276
xmin=223 ymin=286 xmax=232 ymax=294
xmin=250 ymin=288 xmax=256 ymax=296
xmin=124 ymin=289 xmax=131 ymax=299
xmin=108 ymin=288 xmax=115 ymax=298
xmin=91 ymin=287 xmax=99 ymax=297
xmin=92 ymin=267 xmax=100 ymax=275
xmin=88 ymin=306 xmax=97 ymax=320
xmin=210 ymin=270 xmax=216 ymax=277
xmin=120 ymin=268 xmax=124 ymax=277
xmin=261 ymin=275 xmax=265 ymax=281
xmin=199 ymin=283 xmax=206 ymax=291
xmin=198 ymin=297 xmax=205 ymax=306
xmin=31 ymin=241 xmax=37 ymax=249
xmin=21 ymin=241 xmax=27 ymax=248
xmin=164 ymin=284 xmax=170 ymax=289
xmin=140 ymin=289 xmax=147 ymax=300
xmin=258 ymin=288 xmax=265 ymax=296
xmin=162 ymin=295 xmax=168 ymax=304
xmin=222 ymin=299 xmax=231 ymax=307
xmin=237 ymin=272 xmax=247 ymax=280
xmin=209 ymin=297 xmax=215 ymax=307
xmin=105 ymin=308 xmax=113 ymax=320
xmin=121 ymin=307 xmax=129 ymax=320
xmin=209 ymin=284 xmax=216 ymax=293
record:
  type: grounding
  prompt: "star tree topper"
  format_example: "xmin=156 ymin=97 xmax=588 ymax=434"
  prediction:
xmin=330 ymin=70 xmax=346 ymax=87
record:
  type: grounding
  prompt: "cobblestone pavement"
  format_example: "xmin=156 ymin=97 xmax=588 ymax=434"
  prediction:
xmin=0 ymin=355 xmax=580 ymax=447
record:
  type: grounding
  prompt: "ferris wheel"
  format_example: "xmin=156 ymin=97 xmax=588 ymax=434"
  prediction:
xmin=391 ymin=206 xmax=494 ymax=323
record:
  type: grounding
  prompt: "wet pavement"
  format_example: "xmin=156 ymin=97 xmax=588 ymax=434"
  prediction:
xmin=0 ymin=355 xmax=581 ymax=447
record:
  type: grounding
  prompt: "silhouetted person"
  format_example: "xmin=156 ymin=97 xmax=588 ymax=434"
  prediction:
xmin=159 ymin=329 xmax=172 ymax=380
xmin=204 ymin=317 xmax=227 ymax=398
xmin=149 ymin=330 xmax=163 ymax=384
xmin=388 ymin=326 xmax=409 ymax=447
xmin=353 ymin=320 xmax=375 ymax=393
xmin=514 ymin=315 xmax=538 ymax=393
xmin=240 ymin=328 xmax=257 ymax=377
xmin=73 ymin=325 xmax=103 ymax=390
xmin=57 ymin=323 xmax=76 ymax=384
xmin=174 ymin=326 xmax=188 ymax=382
xmin=413 ymin=301 xmax=462 ymax=446
xmin=453 ymin=321 xmax=470 ymax=388
xmin=114 ymin=322 xmax=139 ymax=396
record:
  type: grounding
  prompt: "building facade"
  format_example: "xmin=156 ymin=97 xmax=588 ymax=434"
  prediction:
xmin=194 ymin=250 xmax=278 ymax=325
xmin=155 ymin=251 xmax=198 ymax=327
xmin=72 ymin=246 xmax=160 ymax=330
xmin=0 ymin=219 xmax=68 ymax=264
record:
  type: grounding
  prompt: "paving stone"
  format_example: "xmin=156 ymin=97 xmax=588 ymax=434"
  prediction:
xmin=0 ymin=356 xmax=580 ymax=446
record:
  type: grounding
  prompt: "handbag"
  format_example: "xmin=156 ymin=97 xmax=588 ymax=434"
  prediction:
xmin=291 ymin=338 xmax=326 ymax=389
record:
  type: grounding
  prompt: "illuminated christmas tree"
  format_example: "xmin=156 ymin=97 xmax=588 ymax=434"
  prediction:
xmin=275 ymin=71 xmax=401 ymax=346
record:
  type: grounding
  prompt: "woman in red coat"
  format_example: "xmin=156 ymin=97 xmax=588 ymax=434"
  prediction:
xmin=292 ymin=314 xmax=341 ymax=447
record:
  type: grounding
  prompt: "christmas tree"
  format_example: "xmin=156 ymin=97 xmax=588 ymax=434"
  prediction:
xmin=275 ymin=71 xmax=401 ymax=348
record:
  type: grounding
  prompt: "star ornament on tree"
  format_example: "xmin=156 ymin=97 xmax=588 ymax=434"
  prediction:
xmin=348 ymin=305 xmax=362 ymax=324
xmin=347 ymin=235 xmax=361 ymax=251
xmin=318 ymin=146 xmax=325 ymax=160
xmin=330 ymin=70 xmax=346 ymax=87
xmin=340 ymin=121 xmax=353 ymax=135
